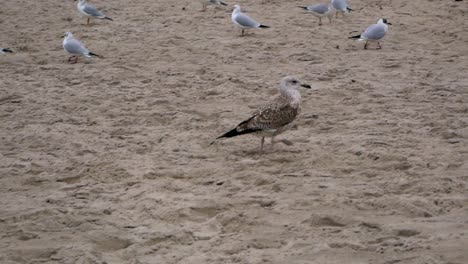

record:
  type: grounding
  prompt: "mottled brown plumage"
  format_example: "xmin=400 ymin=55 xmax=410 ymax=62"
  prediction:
xmin=212 ymin=76 xmax=311 ymax=152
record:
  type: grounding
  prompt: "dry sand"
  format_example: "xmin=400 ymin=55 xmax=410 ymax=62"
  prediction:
xmin=1 ymin=0 xmax=467 ymax=263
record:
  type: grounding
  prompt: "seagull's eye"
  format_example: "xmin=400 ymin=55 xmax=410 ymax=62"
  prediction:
xmin=291 ymin=80 xmax=298 ymax=84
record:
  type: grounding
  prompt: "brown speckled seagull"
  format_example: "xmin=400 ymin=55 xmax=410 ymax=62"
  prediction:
xmin=211 ymin=76 xmax=311 ymax=152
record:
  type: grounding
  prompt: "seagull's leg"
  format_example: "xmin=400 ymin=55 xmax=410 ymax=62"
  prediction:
xmin=318 ymin=17 xmax=322 ymax=26
xmin=87 ymin=18 xmax=90 ymax=25
xmin=270 ymin=136 xmax=275 ymax=149
xmin=241 ymin=29 xmax=244 ymax=36
xmin=201 ymin=3 xmax=206 ymax=11
xmin=260 ymin=136 xmax=265 ymax=153
xmin=364 ymin=41 xmax=368 ymax=50
xmin=328 ymin=16 xmax=332 ymax=24
xmin=377 ymin=42 xmax=382 ymax=49
xmin=68 ymin=56 xmax=77 ymax=64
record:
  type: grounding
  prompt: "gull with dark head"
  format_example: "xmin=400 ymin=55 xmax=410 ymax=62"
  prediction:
xmin=63 ymin=32 xmax=100 ymax=63
xmin=211 ymin=76 xmax=311 ymax=153
xmin=298 ymin=3 xmax=336 ymax=25
xmin=231 ymin=5 xmax=269 ymax=36
xmin=349 ymin=18 xmax=391 ymax=49
xmin=76 ymin=0 xmax=113 ymax=25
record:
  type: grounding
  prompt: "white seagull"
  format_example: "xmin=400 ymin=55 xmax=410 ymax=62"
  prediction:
xmin=231 ymin=5 xmax=269 ymax=36
xmin=298 ymin=3 xmax=336 ymax=25
xmin=63 ymin=32 xmax=100 ymax=63
xmin=331 ymin=0 xmax=353 ymax=18
xmin=211 ymin=76 xmax=311 ymax=152
xmin=349 ymin=18 xmax=391 ymax=49
xmin=199 ymin=0 xmax=228 ymax=11
xmin=77 ymin=0 xmax=113 ymax=25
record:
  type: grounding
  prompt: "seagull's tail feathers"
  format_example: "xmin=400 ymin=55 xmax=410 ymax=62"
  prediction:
xmin=349 ymin=34 xmax=361 ymax=39
xmin=219 ymin=1 xmax=228 ymax=6
xmin=298 ymin=6 xmax=308 ymax=10
xmin=103 ymin=16 xmax=113 ymax=21
xmin=210 ymin=117 xmax=261 ymax=145
xmin=2 ymin=48 xmax=13 ymax=53
xmin=259 ymin=24 xmax=270 ymax=29
xmin=347 ymin=7 xmax=354 ymax=12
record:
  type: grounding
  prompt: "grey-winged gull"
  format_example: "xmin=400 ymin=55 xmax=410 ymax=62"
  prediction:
xmin=199 ymin=0 xmax=228 ymax=11
xmin=211 ymin=76 xmax=311 ymax=152
xmin=63 ymin=32 xmax=100 ymax=63
xmin=77 ymin=0 xmax=113 ymax=25
xmin=349 ymin=18 xmax=391 ymax=49
xmin=298 ymin=3 xmax=336 ymax=25
xmin=231 ymin=5 xmax=269 ymax=36
xmin=331 ymin=0 xmax=353 ymax=18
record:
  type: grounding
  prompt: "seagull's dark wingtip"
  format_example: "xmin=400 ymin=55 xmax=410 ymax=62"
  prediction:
xmin=259 ymin=25 xmax=270 ymax=29
xmin=88 ymin=52 xmax=100 ymax=57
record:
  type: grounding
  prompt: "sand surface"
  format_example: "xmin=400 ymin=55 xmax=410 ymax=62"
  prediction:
xmin=1 ymin=0 xmax=467 ymax=263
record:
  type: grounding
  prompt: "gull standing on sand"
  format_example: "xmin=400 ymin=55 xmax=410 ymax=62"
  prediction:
xmin=211 ymin=76 xmax=311 ymax=152
xmin=298 ymin=3 xmax=336 ymax=25
xmin=1 ymin=48 xmax=13 ymax=54
xmin=349 ymin=18 xmax=391 ymax=49
xmin=231 ymin=5 xmax=269 ymax=36
xmin=199 ymin=0 xmax=228 ymax=11
xmin=77 ymin=0 xmax=113 ymax=25
xmin=331 ymin=0 xmax=353 ymax=18
xmin=63 ymin=32 xmax=100 ymax=63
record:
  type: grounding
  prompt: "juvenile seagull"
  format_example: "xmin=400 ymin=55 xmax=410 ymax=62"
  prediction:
xmin=231 ymin=5 xmax=269 ymax=36
xmin=77 ymin=0 xmax=113 ymax=25
xmin=63 ymin=32 xmax=100 ymax=63
xmin=199 ymin=0 xmax=228 ymax=12
xmin=349 ymin=18 xmax=391 ymax=49
xmin=331 ymin=0 xmax=353 ymax=18
xmin=1 ymin=48 xmax=13 ymax=54
xmin=298 ymin=3 xmax=336 ymax=25
xmin=211 ymin=76 xmax=311 ymax=152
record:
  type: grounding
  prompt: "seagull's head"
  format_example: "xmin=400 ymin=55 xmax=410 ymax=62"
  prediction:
xmin=281 ymin=76 xmax=311 ymax=91
xmin=232 ymin=5 xmax=241 ymax=12
xmin=63 ymin=32 xmax=73 ymax=39
xmin=380 ymin=18 xmax=392 ymax=25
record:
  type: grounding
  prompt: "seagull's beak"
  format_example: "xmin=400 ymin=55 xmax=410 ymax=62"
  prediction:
xmin=301 ymin=83 xmax=311 ymax=89
xmin=386 ymin=22 xmax=392 ymax=25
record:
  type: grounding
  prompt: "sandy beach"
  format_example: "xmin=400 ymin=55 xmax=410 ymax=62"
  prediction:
xmin=1 ymin=0 xmax=467 ymax=263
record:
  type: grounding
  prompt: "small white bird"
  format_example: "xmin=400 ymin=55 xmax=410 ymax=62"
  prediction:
xmin=199 ymin=0 xmax=228 ymax=12
xmin=211 ymin=76 xmax=311 ymax=152
xmin=76 ymin=0 xmax=113 ymax=25
xmin=63 ymin=32 xmax=100 ymax=63
xmin=1 ymin=48 xmax=13 ymax=54
xmin=331 ymin=0 xmax=353 ymax=18
xmin=298 ymin=3 xmax=336 ymax=25
xmin=231 ymin=5 xmax=270 ymax=36
xmin=349 ymin=18 xmax=392 ymax=49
